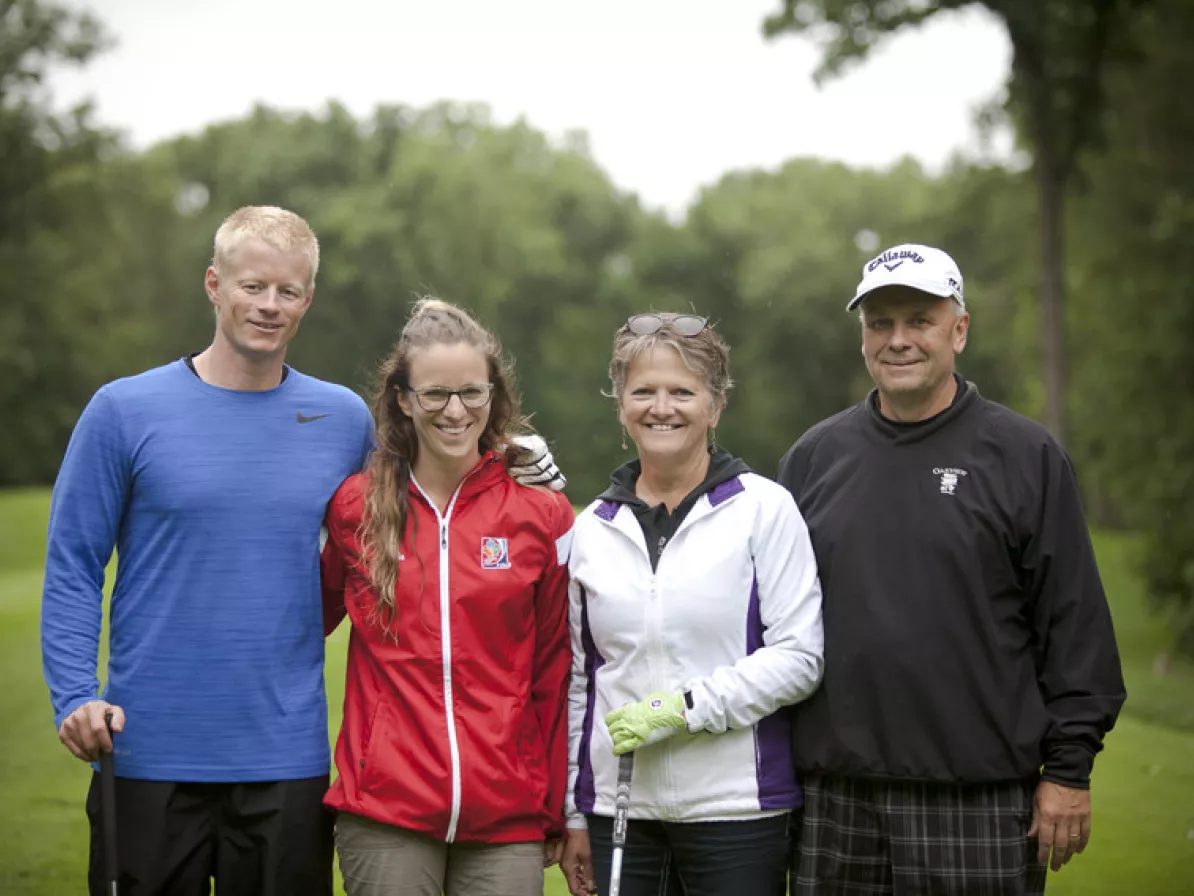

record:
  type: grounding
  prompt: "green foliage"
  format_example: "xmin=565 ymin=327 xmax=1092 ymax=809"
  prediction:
xmin=761 ymin=0 xmax=1194 ymax=658
xmin=667 ymin=157 xmax=1039 ymax=475
xmin=43 ymin=98 xmax=1034 ymax=499
xmin=0 ymin=0 xmax=170 ymax=485
xmin=761 ymin=0 xmax=969 ymax=84
xmin=0 ymin=1 xmax=1039 ymax=501
xmin=682 ymin=158 xmax=931 ymax=470
xmin=132 ymin=101 xmax=647 ymax=498
xmin=761 ymin=0 xmax=1148 ymax=447
xmin=1069 ymin=0 xmax=1194 ymax=657
xmin=901 ymin=160 xmax=1040 ymax=410
xmin=4 ymin=0 xmax=1193 ymax=663
xmin=761 ymin=0 xmax=1142 ymax=181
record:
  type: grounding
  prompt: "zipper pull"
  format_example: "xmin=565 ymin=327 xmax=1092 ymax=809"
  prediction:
xmin=658 ymin=535 xmax=667 ymax=552
xmin=441 ymin=524 xmax=448 ymax=549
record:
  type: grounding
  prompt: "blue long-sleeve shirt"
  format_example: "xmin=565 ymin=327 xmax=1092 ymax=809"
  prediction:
xmin=41 ymin=359 xmax=373 ymax=781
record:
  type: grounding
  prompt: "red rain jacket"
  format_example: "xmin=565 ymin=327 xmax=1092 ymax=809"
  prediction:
xmin=321 ymin=453 xmax=574 ymax=842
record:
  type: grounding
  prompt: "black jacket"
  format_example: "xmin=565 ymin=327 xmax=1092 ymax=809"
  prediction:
xmin=777 ymin=377 xmax=1126 ymax=788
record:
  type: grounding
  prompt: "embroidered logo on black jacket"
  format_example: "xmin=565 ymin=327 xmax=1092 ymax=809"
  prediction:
xmin=933 ymin=467 xmax=969 ymax=495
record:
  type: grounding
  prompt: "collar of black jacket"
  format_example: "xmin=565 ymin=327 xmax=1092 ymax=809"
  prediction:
xmin=598 ymin=446 xmax=752 ymax=511
xmin=865 ymin=373 xmax=980 ymax=445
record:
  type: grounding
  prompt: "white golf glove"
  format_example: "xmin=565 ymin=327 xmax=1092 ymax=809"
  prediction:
xmin=509 ymin=434 xmax=567 ymax=491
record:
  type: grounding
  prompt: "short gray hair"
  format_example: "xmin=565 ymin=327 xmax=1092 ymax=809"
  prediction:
xmin=607 ymin=314 xmax=733 ymax=407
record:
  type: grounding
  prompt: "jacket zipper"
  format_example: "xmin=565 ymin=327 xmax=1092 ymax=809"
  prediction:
xmin=646 ymin=563 xmax=675 ymax=819
xmin=602 ymin=493 xmax=740 ymax=822
xmin=411 ymin=462 xmax=489 ymax=842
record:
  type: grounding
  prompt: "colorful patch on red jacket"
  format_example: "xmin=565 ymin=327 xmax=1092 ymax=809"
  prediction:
xmin=481 ymin=536 xmax=510 ymax=569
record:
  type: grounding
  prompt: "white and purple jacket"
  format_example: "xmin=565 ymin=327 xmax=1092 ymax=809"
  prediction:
xmin=565 ymin=470 xmax=825 ymax=827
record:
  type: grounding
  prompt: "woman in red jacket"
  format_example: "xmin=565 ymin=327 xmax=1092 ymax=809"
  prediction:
xmin=321 ymin=298 xmax=574 ymax=896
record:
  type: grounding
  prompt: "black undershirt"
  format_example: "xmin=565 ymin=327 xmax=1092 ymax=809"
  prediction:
xmin=183 ymin=353 xmax=289 ymax=385
xmin=872 ymin=372 xmax=965 ymax=430
xmin=600 ymin=448 xmax=751 ymax=572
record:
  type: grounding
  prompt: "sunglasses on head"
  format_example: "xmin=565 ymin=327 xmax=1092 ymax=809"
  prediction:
xmin=625 ymin=313 xmax=709 ymax=337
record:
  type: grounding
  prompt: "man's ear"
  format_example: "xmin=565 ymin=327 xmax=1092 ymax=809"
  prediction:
xmin=204 ymin=266 xmax=221 ymax=309
xmin=953 ymin=310 xmax=971 ymax=355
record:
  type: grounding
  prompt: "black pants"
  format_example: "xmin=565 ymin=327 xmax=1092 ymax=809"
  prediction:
xmin=586 ymin=812 xmax=792 ymax=896
xmin=85 ymin=773 xmax=333 ymax=896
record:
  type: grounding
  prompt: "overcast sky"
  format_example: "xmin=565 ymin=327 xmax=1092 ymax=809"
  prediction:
xmin=53 ymin=0 xmax=1012 ymax=216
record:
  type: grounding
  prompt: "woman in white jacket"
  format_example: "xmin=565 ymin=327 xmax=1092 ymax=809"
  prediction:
xmin=559 ymin=313 xmax=825 ymax=896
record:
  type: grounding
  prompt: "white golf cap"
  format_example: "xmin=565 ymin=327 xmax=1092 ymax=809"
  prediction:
xmin=847 ymin=243 xmax=965 ymax=311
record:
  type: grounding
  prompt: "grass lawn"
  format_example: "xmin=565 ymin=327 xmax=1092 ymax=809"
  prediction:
xmin=1091 ymin=531 xmax=1194 ymax=733
xmin=2 ymin=490 xmax=1192 ymax=894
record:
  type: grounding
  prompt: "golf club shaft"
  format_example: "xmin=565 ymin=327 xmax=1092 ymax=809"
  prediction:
xmin=100 ymin=711 xmax=118 ymax=896
xmin=609 ymin=752 xmax=635 ymax=896
xmin=609 ymin=848 xmax=624 ymax=896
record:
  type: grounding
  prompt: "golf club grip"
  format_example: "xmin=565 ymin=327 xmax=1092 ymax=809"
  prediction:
xmin=100 ymin=711 xmax=118 ymax=894
xmin=612 ymin=752 xmax=634 ymax=847
xmin=608 ymin=754 xmax=634 ymax=896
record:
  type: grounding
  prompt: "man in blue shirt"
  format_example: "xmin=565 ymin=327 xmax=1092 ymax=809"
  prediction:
xmin=41 ymin=205 xmax=563 ymax=895
xmin=42 ymin=205 xmax=372 ymax=895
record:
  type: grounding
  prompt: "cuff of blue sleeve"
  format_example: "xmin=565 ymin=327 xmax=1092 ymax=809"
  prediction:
xmin=53 ymin=694 xmax=96 ymax=731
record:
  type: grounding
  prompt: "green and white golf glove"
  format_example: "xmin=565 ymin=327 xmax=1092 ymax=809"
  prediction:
xmin=605 ymin=691 xmax=688 ymax=756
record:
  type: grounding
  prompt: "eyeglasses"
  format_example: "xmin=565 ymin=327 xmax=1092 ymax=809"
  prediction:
xmin=625 ymin=313 xmax=708 ymax=337
xmin=404 ymin=383 xmax=495 ymax=412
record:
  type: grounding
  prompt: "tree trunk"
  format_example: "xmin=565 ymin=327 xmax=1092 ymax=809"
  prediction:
xmin=1037 ymin=159 xmax=1067 ymax=446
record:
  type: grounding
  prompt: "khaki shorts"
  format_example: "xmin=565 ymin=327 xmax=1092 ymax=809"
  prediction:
xmin=335 ymin=811 xmax=544 ymax=896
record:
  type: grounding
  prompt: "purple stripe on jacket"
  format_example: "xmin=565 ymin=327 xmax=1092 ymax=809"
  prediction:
xmin=746 ymin=571 xmax=803 ymax=810
xmin=708 ymin=475 xmax=745 ymax=508
xmin=575 ymin=584 xmax=605 ymax=814
xmin=594 ymin=500 xmax=619 ymax=522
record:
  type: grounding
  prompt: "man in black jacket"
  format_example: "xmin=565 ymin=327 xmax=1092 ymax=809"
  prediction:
xmin=777 ymin=242 xmax=1126 ymax=895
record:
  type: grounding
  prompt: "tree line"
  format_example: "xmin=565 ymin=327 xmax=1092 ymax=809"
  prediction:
xmin=2 ymin=0 xmax=1191 ymax=655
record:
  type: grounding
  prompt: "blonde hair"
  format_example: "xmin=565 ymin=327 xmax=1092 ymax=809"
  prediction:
xmin=608 ymin=313 xmax=733 ymax=408
xmin=360 ymin=298 xmax=530 ymax=633
xmin=212 ymin=206 xmax=320 ymax=290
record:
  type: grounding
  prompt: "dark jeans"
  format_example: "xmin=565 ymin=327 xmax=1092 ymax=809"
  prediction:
xmin=86 ymin=773 xmax=334 ymax=896
xmin=789 ymin=808 xmax=804 ymax=891
xmin=586 ymin=811 xmax=793 ymax=896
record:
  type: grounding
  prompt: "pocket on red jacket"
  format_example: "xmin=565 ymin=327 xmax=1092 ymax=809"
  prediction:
xmin=357 ymin=701 xmax=390 ymax=798
xmin=357 ymin=699 xmax=452 ymax=836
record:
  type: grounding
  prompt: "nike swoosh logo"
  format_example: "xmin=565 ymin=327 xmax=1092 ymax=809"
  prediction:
xmin=296 ymin=412 xmax=331 ymax=424
xmin=884 ymin=261 xmax=904 ymax=271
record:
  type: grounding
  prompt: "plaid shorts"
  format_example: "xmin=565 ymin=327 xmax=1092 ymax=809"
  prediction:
xmin=794 ymin=774 xmax=1048 ymax=895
